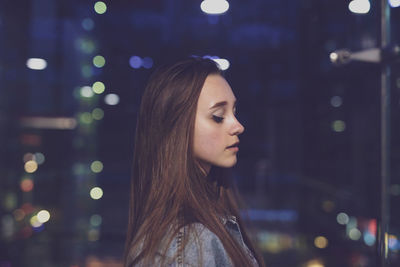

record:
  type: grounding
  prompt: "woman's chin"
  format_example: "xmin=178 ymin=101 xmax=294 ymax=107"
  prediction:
xmin=216 ymin=157 xmax=238 ymax=168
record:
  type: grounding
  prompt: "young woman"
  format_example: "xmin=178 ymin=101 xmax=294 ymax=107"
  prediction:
xmin=124 ymin=57 xmax=265 ymax=267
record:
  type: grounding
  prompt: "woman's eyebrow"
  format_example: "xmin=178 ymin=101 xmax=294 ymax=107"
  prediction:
xmin=209 ymin=99 xmax=237 ymax=110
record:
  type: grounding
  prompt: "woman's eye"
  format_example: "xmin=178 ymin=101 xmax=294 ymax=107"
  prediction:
xmin=212 ymin=115 xmax=224 ymax=123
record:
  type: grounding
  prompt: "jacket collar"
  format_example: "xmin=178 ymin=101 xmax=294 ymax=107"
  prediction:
xmin=221 ymin=215 xmax=237 ymax=225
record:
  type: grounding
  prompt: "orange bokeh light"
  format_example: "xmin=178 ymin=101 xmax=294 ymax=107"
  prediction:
xmin=20 ymin=179 xmax=34 ymax=192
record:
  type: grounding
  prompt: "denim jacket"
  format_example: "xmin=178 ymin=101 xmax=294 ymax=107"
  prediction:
xmin=128 ymin=215 xmax=259 ymax=267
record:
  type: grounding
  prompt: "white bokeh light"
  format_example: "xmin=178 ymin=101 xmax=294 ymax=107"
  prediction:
xmin=200 ymin=0 xmax=229 ymax=15
xmin=389 ymin=0 xmax=400 ymax=8
xmin=26 ymin=58 xmax=47 ymax=70
xmin=80 ymin=86 xmax=94 ymax=98
xmin=90 ymin=187 xmax=103 ymax=200
xmin=348 ymin=0 xmax=370 ymax=14
xmin=104 ymin=94 xmax=120 ymax=105
xmin=37 ymin=210 xmax=50 ymax=223
xmin=212 ymin=58 xmax=230 ymax=70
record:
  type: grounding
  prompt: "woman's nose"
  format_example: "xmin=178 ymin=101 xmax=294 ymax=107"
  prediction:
xmin=231 ymin=117 xmax=245 ymax=136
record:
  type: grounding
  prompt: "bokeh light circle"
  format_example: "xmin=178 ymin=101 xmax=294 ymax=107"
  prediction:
xmin=92 ymin=81 xmax=105 ymax=94
xmin=93 ymin=55 xmax=106 ymax=68
xmin=24 ymin=161 xmax=38 ymax=173
xmin=37 ymin=210 xmax=50 ymax=223
xmin=92 ymin=108 xmax=104 ymax=120
xmin=90 ymin=161 xmax=104 ymax=173
xmin=90 ymin=187 xmax=103 ymax=200
xmin=104 ymin=94 xmax=120 ymax=105
xmin=94 ymin=1 xmax=107 ymax=14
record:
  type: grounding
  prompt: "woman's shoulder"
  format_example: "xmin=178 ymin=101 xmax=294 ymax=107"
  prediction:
xmin=127 ymin=221 xmax=234 ymax=267
xmin=169 ymin=222 xmax=233 ymax=267
xmin=180 ymin=222 xmax=224 ymax=248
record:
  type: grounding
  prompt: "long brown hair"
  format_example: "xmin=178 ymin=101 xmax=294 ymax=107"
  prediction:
xmin=124 ymin=57 xmax=265 ymax=266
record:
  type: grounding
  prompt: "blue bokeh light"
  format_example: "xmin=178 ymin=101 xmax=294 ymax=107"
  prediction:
xmin=129 ymin=56 xmax=142 ymax=69
xmin=82 ymin=18 xmax=95 ymax=31
xmin=142 ymin=57 xmax=153 ymax=69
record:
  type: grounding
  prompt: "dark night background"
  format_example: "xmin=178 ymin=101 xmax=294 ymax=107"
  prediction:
xmin=0 ymin=0 xmax=399 ymax=266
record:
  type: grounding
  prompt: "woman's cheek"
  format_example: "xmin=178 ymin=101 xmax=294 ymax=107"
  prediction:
xmin=204 ymin=131 xmax=222 ymax=154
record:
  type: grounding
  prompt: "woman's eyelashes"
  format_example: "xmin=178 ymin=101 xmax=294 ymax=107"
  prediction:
xmin=212 ymin=115 xmax=224 ymax=123
xmin=212 ymin=108 xmax=237 ymax=124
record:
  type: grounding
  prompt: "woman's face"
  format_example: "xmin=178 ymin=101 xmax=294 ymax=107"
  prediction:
xmin=193 ymin=74 xmax=245 ymax=174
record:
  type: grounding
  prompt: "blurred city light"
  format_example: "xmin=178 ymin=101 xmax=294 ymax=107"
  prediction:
xmin=32 ymin=224 xmax=44 ymax=233
xmin=329 ymin=52 xmax=338 ymax=62
xmin=336 ymin=212 xmax=349 ymax=225
xmin=347 ymin=216 xmax=357 ymax=231
xmin=29 ymin=215 xmax=42 ymax=228
xmin=200 ymin=0 xmax=229 ymax=14
xmin=23 ymin=153 xmax=35 ymax=163
xmin=203 ymin=56 xmax=230 ymax=70
xmin=305 ymin=260 xmax=324 ymax=267
xmin=314 ymin=236 xmax=328 ymax=249
xmin=79 ymin=112 xmax=93 ymax=124
xmin=213 ymin=58 xmax=230 ymax=70
xmin=2 ymin=215 xmax=14 ymax=238
xmin=72 ymin=163 xmax=87 ymax=175
xmin=321 ymin=200 xmax=335 ymax=212
xmin=13 ymin=209 xmax=25 ymax=221
xmin=90 ymin=160 xmax=103 ymax=173
xmin=37 ymin=210 xmax=50 ymax=223
xmin=20 ymin=133 xmax=41 ymax=146
xmin=4 ymin=193 xmax=17 ymax=210
xmin=363 ymin=232 xmax=376 ymax=246
xmin=348 ymin=0 xmax=370 ymax=14
xmin=389 ymin=235 xmax=399 ymax=250
xmin=75 ymin=39 xmax=96 ymax=54
xmin=332 ymin=120 xmax=346 ymax=132
xmin=21 ymin=117 xmax=77 ymax=130
xmin=24 ymin=160 xmax=38 ymax=173
xmin=90 ymin=187 xmax=103 ymax=200
xmin=348 ymin=228 xmax=362 ymax=240
xmin=90 ymin=214 xmax=102 ymax=227
xmin=92 ymin=108 xmax=104 ymax=120
xmin=368 ymin=219 xmax=377 ymax=236
xmin=304 ymin=259 xmax=325 ymax=267
xmin=82 ymin=18 xmax=95 ymax=31
xmin=142 ymin=57 xmax=153 ymax=69
xmin=389 ymin=0 xmax=400 ymax=8
xmin=20 ymin=178 xmax=34 ymax=192
xmin=104 ymin=93 xmax=120 ymax=105
xmin=81 ymin=65 xmax=93 ymax=78
xmin=34 ymin=152 xmax=45 ymax=165
xmin=330 ymin=96 xmax=343 ymax=107
xmin=93 ymin=55 xmax=106 ymax=68
xmin=246 ymin=209 xmax=298 ymax=222
xmin=129 ymin=56 xmax=142 ymax=69
xmin=26 ymin=58 xmax=47 ymax=70
xmin=92 ymin=81 xmax=105 ymax=94
xmin=256 ymin=230 xmax=297 ymax=253
xmin=80 ymin=86 xmax=94 ymax=98
xmin=21 ymin=203 xmax=35 ymax=214
xmin=94 ymin=1 xmax=107 ymax=14
xmin=88 ymin=229 xmax=100 ymax=241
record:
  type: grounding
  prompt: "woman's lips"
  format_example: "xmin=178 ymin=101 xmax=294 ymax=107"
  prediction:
xmin=226 ymin=146 xmax=239 ymax=152
xmin=226 ymin=142 xmax=239 ymax=151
